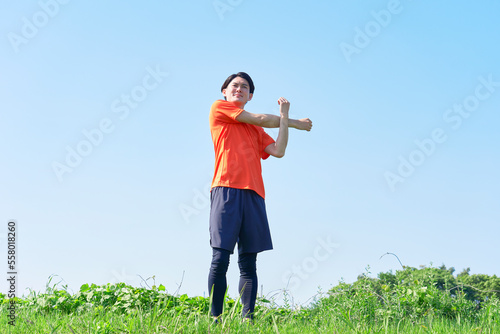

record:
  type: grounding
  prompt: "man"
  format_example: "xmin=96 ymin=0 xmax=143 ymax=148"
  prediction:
xmin=208 ymin=72 xmax=312 ymax=321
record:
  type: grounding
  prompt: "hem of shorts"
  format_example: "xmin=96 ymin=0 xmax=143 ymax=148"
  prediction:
xmin=238 ymin=246 xmax=273 ymax=255
xmin=210 ymin=245 xmax=273 ymax=255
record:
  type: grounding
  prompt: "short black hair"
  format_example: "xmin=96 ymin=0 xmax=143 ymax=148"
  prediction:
xmin=221 ymin=72 xmax=255 ymax=98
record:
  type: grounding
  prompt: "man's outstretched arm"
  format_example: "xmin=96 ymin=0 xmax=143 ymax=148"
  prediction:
xmin=236 ymin=110 xmax=312 ymax=131
xmin=264 ymin=98 xmax=289 ymax=158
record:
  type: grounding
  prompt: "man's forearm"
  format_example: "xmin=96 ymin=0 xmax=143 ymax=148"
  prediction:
xmin=274 ymin=116 xmax=289 ymax=157
xmin=258 ymin=114 xmax=299 ymax=129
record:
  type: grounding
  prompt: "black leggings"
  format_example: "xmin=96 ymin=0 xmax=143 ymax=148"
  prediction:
xmin=208 ymin=248 xmax=258 ymax=319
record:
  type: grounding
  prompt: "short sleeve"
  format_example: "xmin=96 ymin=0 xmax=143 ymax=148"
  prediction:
xmin=260 ymin=129 xmax=276 ymax=160
xmin=211 ymin=100 xmax=244 ymax=123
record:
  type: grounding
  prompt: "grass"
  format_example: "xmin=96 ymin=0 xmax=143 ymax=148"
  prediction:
xmin=2 ymin=301 xmax=499 ymax=333
xmin=1 ymin=265 xmax=500 ymax=333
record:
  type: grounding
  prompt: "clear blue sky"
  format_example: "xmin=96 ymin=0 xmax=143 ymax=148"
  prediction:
xmin=1 ymin=0 xmax=499 ymax=305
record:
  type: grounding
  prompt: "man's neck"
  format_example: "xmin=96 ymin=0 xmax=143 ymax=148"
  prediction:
xmin=227 ymin=100 xmax=245 ymax=109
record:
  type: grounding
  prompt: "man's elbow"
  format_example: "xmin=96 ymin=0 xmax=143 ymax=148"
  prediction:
xmin=265 ymin=144 xmax=286 ymax=158
xmin=255 ymin=114 xmax=267 ymax=126
xmin=273 ymin=151 xmax=285 ymax=158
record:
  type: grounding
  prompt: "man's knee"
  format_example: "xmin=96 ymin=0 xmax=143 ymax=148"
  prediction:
xmin=211 ymin=248 xmax=231 ymax=274
xmin=238 ymin=253 xmax=257 ymax=277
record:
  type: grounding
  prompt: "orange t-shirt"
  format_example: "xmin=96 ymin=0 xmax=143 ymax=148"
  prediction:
xmin=210 ymin=100 xmax=275 ymax=199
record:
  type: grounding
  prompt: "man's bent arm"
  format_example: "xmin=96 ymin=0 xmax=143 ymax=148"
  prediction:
xmin=236 ymin=111 xmax=312 ymax=131
xmin=264 ymin=98 xmax=289 ymax=158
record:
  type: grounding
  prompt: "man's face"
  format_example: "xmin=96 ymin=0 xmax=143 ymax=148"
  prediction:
xmin=222 ymin=76 xmax=253 ymax=107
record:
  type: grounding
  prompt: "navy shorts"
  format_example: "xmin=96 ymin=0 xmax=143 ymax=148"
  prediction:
xmin=209 ymin=187 xmax=273 ymax=255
